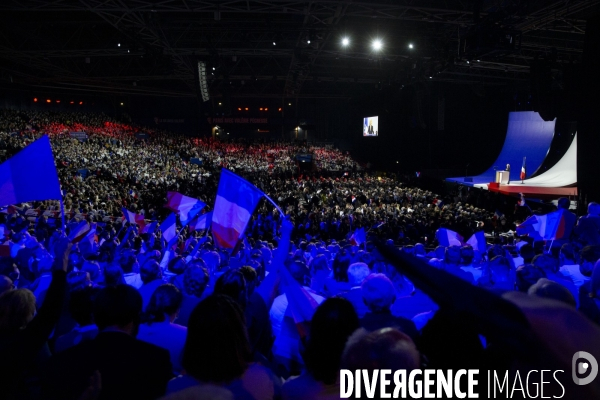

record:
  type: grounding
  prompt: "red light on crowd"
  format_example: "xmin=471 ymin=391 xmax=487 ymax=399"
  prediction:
xmin=33 ymin=98 xmax=38 ymax=102
xmin=79 ymin=101 xmax=83 ymax=105
xmin=46 ymin=99 xmax=51 ymax=103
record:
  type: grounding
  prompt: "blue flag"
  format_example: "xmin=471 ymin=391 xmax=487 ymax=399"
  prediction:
xmin=0 ymin=136 xmax=62 ymax=207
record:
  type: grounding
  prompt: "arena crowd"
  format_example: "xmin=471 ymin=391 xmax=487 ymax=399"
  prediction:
xmin=0 ymin=109 xmax=599 ymax=400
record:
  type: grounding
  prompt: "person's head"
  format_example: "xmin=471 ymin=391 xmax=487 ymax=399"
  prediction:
xmin=414 ymin=243 xmax=426 ymax=256
xmin=119 ymin=251 xmax=138 ymax=274
xmin=168 ymin=256 xmax=187 ymax=275
xmin=309 ymin=254 xmax=330 ymax=276
xmin=238 ymin=266 xmax=257 ymax=296
xmin=532 ymin=253 xmax=558 ymax=274
xmin=588 ymin=202 xmax=600 ymax=216
xmin=460 ymin=246 xmax=475 ymax=265
xmin=444 ymin=245 xmax=461 ymax=265
xmin=103 ymin=264 xmax=125 ymax=286
xmin=342 ymin=327 xmax=420 ymax=371
xmin=559 ymin=243 xmax=577 ymax=265
xmin=361 ymin=273 xmax=396 ymax=313
xmin=201 ymin=251 xmax=221 ymax=273
xmin=93 ymin=284 xmax=143 ymax=335
xmin=557 ymin=197 xmax=570 ymax=210
xmin=589 ymin=260 xmax=600 ymax=299
xmin=0 ymin=289 xmax=36 ymax=333
xmin=214 ymin=270 xmax=247 ymax=309
xmin=0 ymin=275 xmax=14 ymax=296
xmin=481 ymin=256 xmax=514 ymax=291
xmin=434 ymin=246 xmax=446 ymax=260
xmin=288 ymin=260 xmax=311 ymax=287
xmin=519 ymin=244 xmax=536 ymax=264
xmin=143 ymin=283 xmax=183 ymax=324
xmin=528 ymin=278 xmax=576 ymax=307
xmin=140 ymin=260 xmax=162 ymax=284
xmin=347 ymin=262 xmax=371 ymax=287
xmin=69 ymin=287 xmax=100 ymax=327
xmin=579 ymin=246 xmax=600 ymax=277
xmin=515 ymin=264 xmax=547 ymax=292
xmin=303 ymin=298 xmax=360 ymax=384
xmin=182 ymin=295 xmax=251 ymax=383
xmin=183 ymin=264 xmax=209 ymax=298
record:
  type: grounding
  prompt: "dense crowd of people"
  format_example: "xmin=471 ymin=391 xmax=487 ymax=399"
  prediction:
xmin=0 ymin=109 xmax=599 ymax=399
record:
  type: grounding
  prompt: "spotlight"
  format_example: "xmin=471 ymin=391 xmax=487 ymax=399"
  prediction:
xmin=372 ymin=39 xmax=382 ymax=51
xmin=273 ymin=41 xmax=276 ymax=46
xmin=238 ymin=107 xmax=241 ymax=111
xmin=429 ymin=76 xmax=432 ymax=79
xmin=218 ymin=102 xmax=222 ymax=106
xmin=342 ymin=37 xmax=349 ymax=46
xmin=33 ymin=98 xmax=38 ymax=102
xmin=264 ymin=108 xmax=268 ymax=111
xmin=79 ymin=101 xmax=83 ymax=105
xmin=278 ymin=107 xmax=282 ymax=111
xmin=120 ymin=102 xmax=124 ymax=106
xmin=260 ymin=108 xmax=263 ymax=111
xmin=288 ymin=102 xmax=292 ymax=106
xmin=212 ymin=67 xmax=216 ymax=70
xmin=118 ymin=43 xmax=121 ymax=47
xmin=56 ymin=100 xmax=60 ymax=103
xmin=307 ymin=39 xmax=311 ymax=44
xmin=466 ymin=60 xmax=470 ymax=64
xmin=245 ymin=107 xmax=248 ymax=111
xmin=408 ymin=43 xmax=414 ymax=49
xmin=70 ymin=101 xmax=74 ymax=104
xmin=46 ymin=99 xmax=51 ymax=103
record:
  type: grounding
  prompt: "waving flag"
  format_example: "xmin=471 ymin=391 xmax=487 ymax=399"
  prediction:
xmin=122 ymin=208 xmax=146 ymax=230
xmin=165 ymin=192 xmax=206 ymax=226
xmin=190 ymin=211 xmax=212 ymax=232
xmin=466 ymin=230 xmax=487 ymax=253
xmin=212 ymin=169 xmax=264 ymax=249
xmin=160 ymin=213 xmax=177 ymax=243
xmin=520 ymin=157 xmax=527 ymax=181
xmin=0 ymin=135 xmax=62 ymax=207
xmin=68 ymin=221 xmax=91 ymax=243
xmin=280 ymin=264 xmax=321 ymax=338
xmin=516 ymin=209 xmax=569 ymax=241
xmin=436 ymin=228 xmax=464 ymax=247
xmin=349 ymin=227 xmax=367 ymax=246
xmin=141 ymin=221 xmax=158 ymax=235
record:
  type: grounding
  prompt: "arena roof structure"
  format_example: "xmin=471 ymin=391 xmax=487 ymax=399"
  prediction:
xmin=0 ymin=0 xmax=597 ymax=99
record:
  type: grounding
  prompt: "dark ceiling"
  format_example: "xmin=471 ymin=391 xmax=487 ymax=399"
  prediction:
xmin=0 ymin=0 xmax=597 ymax=99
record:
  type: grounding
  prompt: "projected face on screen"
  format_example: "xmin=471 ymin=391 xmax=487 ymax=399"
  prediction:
xmin=363 ymin=116 xmax=378 ymax=137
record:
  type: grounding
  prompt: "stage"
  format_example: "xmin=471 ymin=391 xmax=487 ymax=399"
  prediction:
xmin=476 ymin=182 xmax=577 ymax=197
xmin=446 ymin=112 xmax=577 ymax=199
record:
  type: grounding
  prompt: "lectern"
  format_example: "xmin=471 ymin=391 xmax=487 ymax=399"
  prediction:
xmin=495 ymin=170 xmax=510 ymax=184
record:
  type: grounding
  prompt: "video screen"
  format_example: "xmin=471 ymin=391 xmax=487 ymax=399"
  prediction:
xmin=363 ymin=116 xmax=378 ymax=137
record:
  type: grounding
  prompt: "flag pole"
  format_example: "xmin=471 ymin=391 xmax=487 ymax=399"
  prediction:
xmin=59 ymin=198 xmax=66 ymax=232
xmin=262 ymin=192 xmax=285 ymax=216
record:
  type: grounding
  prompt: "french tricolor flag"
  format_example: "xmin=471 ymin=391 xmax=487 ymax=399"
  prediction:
xmin=190 ymin=211 xmax=212 ymax=232
xmin=212 ymin=169 xmax=264 ymax=249
xmin=165 ymin=192 xmax=206 ymax=226
xmin=122 ymin=208 xmax=146 ymax=230
xmin=436 ymin=228 xmax=464 ymax=247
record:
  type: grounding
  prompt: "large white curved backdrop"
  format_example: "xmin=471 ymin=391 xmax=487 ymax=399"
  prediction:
xmin=517 ymin=133 xmax=577 ymax=187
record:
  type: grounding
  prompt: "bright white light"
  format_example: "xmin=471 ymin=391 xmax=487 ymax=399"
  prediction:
xmin=342 ymin=37 xmax=350 ymax=46
xmin=212 ymin=67 xmax=215 ymax=70
xmin=372 ymin=39 xmax=382 ymax=51
xmin=273 ymin=41 xmax=276 ymax=46
xmin=408 ymin=43 xmax=414 ymax=49
xmin=307 ymin=39 xmax=311 ymax=44
xmin=117 ymin=43 xmax=121 ymax=47
xmin=429 ymin=76 xmax=432 ymax=79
